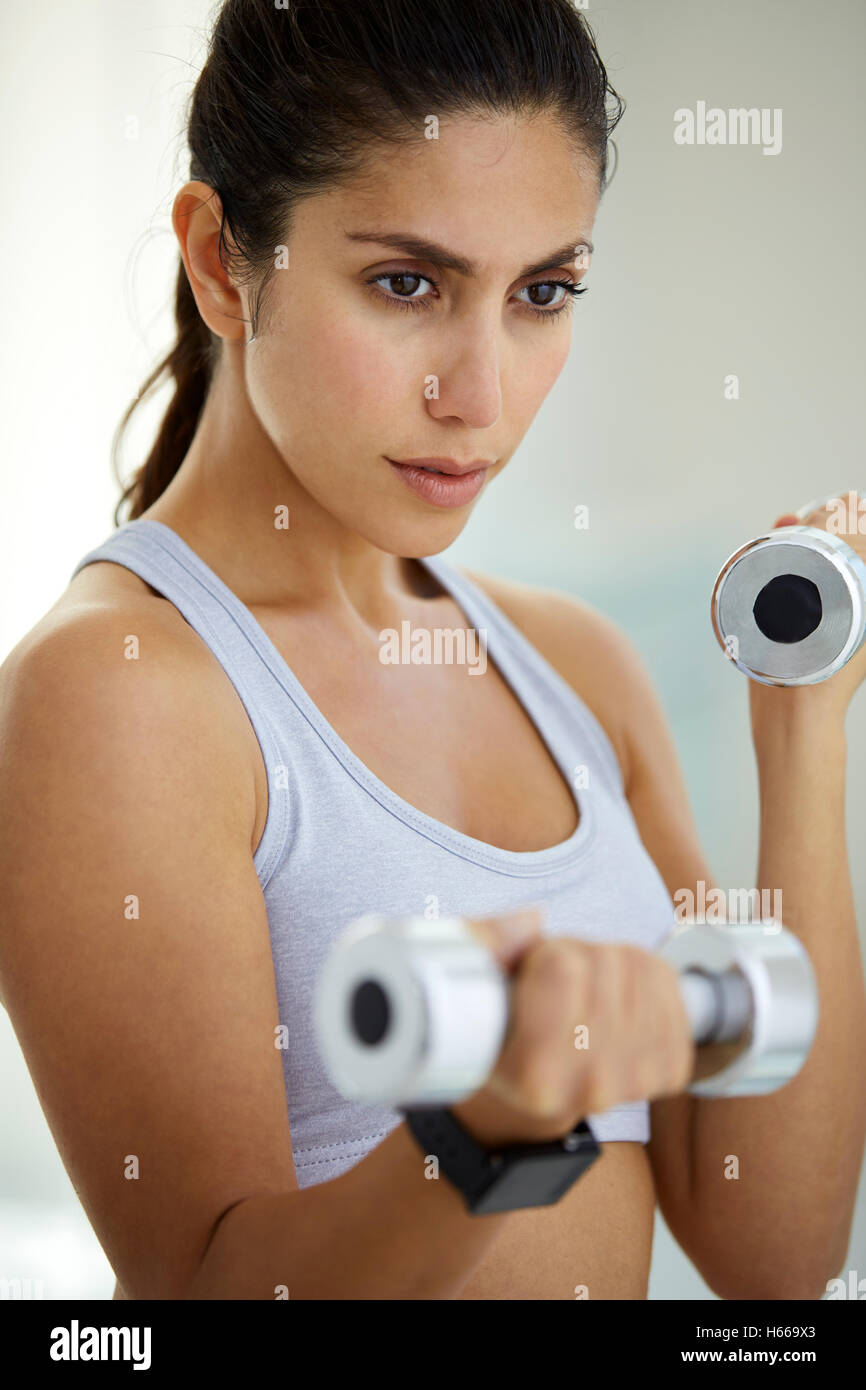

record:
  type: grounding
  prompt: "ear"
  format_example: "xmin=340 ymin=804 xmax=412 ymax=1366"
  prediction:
xmin=171 ymin=180 xmax=249 ymax=343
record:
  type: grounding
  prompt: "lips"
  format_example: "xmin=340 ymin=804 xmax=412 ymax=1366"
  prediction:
xmin=387 ymin=457 xmax=494 ymax=477
xmin=386 ymin=457 xmax=491 ymax=509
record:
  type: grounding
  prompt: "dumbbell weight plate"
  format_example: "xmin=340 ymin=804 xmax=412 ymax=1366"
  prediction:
xmin=313 ymin=914 xmax=510 ymax=1105
xmin=711 ymin=493 xmax=866 ymax=685
xmin=711 ymin=531 xmax=866 ymax=685
xmin=657 ymin=920 xmax=818 ymax=1097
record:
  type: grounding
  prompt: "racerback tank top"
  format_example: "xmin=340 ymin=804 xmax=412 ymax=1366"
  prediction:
xmin=70 ymin=519 xmax=677 ymax=1186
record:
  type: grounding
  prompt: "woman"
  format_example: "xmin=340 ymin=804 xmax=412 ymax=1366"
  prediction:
xmin=1 ymin=0 xmax=864 ymax=1301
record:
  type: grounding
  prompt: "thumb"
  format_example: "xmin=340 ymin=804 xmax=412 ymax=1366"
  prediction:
xmin=464 ymin=905 xmax=547 ymax=971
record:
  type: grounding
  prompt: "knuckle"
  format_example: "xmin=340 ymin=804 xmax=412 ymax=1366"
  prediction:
xmin=593 ymin=942 xmax=632 ymax=1008
xmin=532 ymin=938 xmax=588 ymax=984
xmin=657 ymin=1033 xmax=693 ymax=1094
xmin=526 ymin=941 xmax=593 ymax=1021
xmin=554 ymin=947 xmax=593 ymax=1004
xmin=583 ymin=1054 xmax=618 ymax=1114
xmin=508 ymin=1055 xmax=565 ymax=1120
xmin=648 ymin=989 xmax=694 ymax=1094
xmin=629 ymin=1054 xmax=652 ymax=1099
xmin=674 ymin=1039 xmax=696 ymax=1091
xmin=624 ymin=1055 xmax=652 ymax=1101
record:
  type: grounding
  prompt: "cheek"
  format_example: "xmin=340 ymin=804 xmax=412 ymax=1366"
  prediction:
xmin=251 ymin=304 xmax=409 ymax=437
xmin=543 ymin=328 xmax=573 ymax=381
xmin=511 ymin=335 xmax=571 ymax=417
xmin=318 ymin=319 xmax=410 ymax=425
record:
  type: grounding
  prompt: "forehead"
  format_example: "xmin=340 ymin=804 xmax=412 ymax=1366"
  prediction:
xmin=294 ymin=110 xmax=600 ymax=273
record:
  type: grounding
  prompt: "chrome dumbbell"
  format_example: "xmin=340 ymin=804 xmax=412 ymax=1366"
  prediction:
xmin=711 ymin=492 xmax=866 ymax=685
xmin=313 ymin=914 xmax=818 ymax=1107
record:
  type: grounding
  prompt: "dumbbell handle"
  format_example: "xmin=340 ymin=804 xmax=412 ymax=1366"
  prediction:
xmin=314 ymin=915 xmax=819 ymax=1106
xmin=678 ymin=968 xmax=752 ymax=1043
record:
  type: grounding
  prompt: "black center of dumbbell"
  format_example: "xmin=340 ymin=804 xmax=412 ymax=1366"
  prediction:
xmin=753 ymin=573 xmax=822 ymax=643
xmin=350 ymin=979 xmax=391 ymax=1045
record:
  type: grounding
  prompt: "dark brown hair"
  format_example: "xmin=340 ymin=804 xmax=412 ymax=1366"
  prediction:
xmin=112 ymin=0 xmax=624 ymax=525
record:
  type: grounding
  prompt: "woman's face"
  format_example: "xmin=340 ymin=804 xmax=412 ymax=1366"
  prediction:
xmin=242 ymin=110 xmax=600 ymax=557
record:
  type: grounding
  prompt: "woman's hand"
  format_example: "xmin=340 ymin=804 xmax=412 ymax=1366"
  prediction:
xmin=450 ymin=909 xmax=695 ymax=1148
xmin=749 ymin=499 xmax=866 ymax=727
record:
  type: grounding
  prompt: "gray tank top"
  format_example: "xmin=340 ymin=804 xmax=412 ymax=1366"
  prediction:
xmin=71 ymin=519 xmax=676 ymax=1186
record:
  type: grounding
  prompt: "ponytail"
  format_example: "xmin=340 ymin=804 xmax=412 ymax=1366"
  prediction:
xmin=112 ymin=257 xmax=215 ymax=525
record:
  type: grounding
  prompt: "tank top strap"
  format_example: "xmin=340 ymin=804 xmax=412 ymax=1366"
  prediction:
xmin=420 ymin=553 xmax=627 ymax=799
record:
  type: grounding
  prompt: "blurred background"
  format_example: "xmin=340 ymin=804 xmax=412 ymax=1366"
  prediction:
xmin=1 ymin=0 xmax=864 ymax=1299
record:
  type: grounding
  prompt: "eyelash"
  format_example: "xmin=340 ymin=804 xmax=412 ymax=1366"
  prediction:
xmin=365 ymin=271 xmax=588 ymax=321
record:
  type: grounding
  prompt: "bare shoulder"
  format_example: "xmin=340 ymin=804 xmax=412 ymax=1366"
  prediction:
xmin=458 ymin=565 xmax=651 ymax=792
xmin=0 ymin=561 xmax=260 ymax=847
xmin=7 ymin=558 xmax=209 ymax=672
xmin=3 ymin=559 xmax=191 ymax=679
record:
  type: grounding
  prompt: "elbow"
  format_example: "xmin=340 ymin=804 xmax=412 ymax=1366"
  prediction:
xmin=699 ymin=1246 xmax=841 ymax=1302
xmin=705 ymin=1269 xmax=831 ymax=1302
xmin=680 ymin=1196 xmax=855 ymax=1302
xmin=182 ymin=1196 xmax=254 ymax=1300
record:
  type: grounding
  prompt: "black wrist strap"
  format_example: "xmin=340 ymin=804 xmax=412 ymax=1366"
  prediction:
xmin=401 ymin=1106 xmax=601 ymax=1214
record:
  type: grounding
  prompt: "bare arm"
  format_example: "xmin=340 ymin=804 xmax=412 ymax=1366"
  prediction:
xmin=186 ymin=1121 xmax=513 ymax=1300
xmin=0 ymin=606 xmax=516 ymax=1300
xmin=616 ymin=619 xmax=865 ymax=1299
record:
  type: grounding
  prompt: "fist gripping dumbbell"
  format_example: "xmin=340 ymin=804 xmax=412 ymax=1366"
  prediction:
xmin=313 ymin=914 xmax=819 ymax=1108
xmin=711 ymin=492 xmax=866 ymax=685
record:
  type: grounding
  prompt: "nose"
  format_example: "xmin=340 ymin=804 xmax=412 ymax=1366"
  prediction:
xmin=425 ymin=329 xmax=503 ymax=429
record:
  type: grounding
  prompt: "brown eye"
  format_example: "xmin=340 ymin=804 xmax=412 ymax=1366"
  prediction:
xmin=385 ymin=273 xmax=424 ymax=297
xmin=526 ymin=283 xmax=565 ymax=307
xmin=516 ymin=280 xmax=588 ymax=320
xmin=368 ymin=271 xmax=434 ymax=306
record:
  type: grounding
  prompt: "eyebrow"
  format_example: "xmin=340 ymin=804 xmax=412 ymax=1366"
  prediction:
xmin=343 ymin=229 xmax=594 ymax=279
